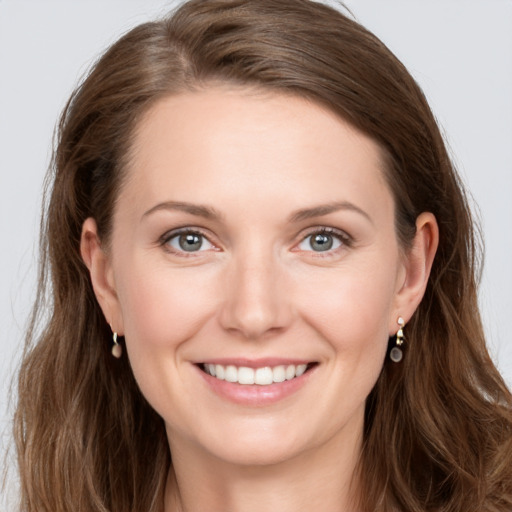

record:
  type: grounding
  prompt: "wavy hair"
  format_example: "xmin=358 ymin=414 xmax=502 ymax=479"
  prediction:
xmin=14 ymin=1 xmax=512 ymax=510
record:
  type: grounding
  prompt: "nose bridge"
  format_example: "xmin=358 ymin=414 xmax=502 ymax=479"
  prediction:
xmin=220 ymin=240 xmax=290 ymax=339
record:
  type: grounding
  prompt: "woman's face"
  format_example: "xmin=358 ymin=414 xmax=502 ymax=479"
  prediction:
xmin=85 ymin=87 xmax=433 ymax=467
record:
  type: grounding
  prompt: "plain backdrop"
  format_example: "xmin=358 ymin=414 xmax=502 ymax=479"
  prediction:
xmin=1 ymin=0 xmax=511 ymax=506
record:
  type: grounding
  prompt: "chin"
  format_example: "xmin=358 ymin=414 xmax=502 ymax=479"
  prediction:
xmin=196 ymin=421 xmax=320 ymax=468
xmin=211 ymin=439 xmax=304 ymax=467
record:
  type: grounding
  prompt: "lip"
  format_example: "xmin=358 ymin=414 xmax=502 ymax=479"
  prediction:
xmin=195 ymin=360 xmax=317 ymax=406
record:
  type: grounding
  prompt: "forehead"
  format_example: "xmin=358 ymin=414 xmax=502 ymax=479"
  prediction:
xmin=120 ymin=87 xmax=392 ymax=222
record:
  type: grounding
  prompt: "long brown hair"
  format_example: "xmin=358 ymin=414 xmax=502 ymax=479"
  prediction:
xmin=15 ymin=1 xmax=512 ymax=510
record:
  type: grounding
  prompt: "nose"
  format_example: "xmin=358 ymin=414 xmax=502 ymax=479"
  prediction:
xmin=218 ymin=247 xmax=292 ymax=340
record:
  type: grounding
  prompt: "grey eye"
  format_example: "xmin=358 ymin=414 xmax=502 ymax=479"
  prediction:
xmin=168 ymin=232 xmax=213 ymax=252
xmin=310 ymin=233 xmax=333 ymax=251
xmin=298 ymin=232 xmax=342 ymax=252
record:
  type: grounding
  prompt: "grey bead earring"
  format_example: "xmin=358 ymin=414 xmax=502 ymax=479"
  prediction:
xmin=390 ymin=316 xmax=405 ymax=363
xmin=110 ymin=327 xmax=122 ymax=358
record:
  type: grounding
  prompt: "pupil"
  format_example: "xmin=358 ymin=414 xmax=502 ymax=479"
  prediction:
xmin=179 ymin=233 xmax=202 ymax=252
xmin=311 ymin=233 xmax=333 ymax=251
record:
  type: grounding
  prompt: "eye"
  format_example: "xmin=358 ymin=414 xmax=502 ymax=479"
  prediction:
xmin=297 ymin=229 xmax=348 ymax=253
xmin=164 ymin=230 xmax=214 ymax=253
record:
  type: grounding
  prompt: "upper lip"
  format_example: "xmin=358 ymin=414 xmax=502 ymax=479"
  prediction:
xmin=196 ymin=358 xmax=315 ymax=368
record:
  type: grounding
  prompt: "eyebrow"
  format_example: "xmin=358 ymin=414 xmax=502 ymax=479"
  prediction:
xmin=141 ymin=201 xmax=222 ymax=221
xmin=288 ymin=201 xmax=373 ymax=224
xmin=141 ymin=199 xmax=372 ymax=225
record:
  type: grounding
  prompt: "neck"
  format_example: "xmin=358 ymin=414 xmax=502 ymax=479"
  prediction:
xmin=164 ymin=421 xmax=363 ymax=512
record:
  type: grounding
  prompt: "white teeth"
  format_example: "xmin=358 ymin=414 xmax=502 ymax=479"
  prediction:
xmin=255 ymin=367 xmax=273 ymax=385
xmin=285 ymin=364 xmax=296 ymax=380
xmin=215 ymin=364 xmax=225 ymax=380
xmin=203 ymin=363 xmax=311 ymax=385
xmin=224 ymin=365 xmax=238 ymax=383
xmin=238 ymin=367 xmax=255 ymax=384
xmin=272 ymin=365 xmax=286 ymax=383
xmin=295 ymin=364 xmax=307 ymax=377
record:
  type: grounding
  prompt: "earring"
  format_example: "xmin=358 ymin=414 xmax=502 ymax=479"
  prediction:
xmin=389 ymin=316 xmax=405 ymax=363
xmin=111 ymin=331 xmax=122 ymax=359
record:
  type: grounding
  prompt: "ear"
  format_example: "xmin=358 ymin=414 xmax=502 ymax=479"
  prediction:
xmin=389 ymin=212 xmax=439 ymax=334
xmin=80 ymin=217 xmax=124 ymax=335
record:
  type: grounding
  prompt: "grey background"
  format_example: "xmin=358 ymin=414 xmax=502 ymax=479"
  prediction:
xmin=1 ymin=0 xmax=511 ymax=507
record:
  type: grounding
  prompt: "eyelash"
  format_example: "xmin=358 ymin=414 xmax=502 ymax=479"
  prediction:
xmin=159 ymin=226 xmax=353 ymax=256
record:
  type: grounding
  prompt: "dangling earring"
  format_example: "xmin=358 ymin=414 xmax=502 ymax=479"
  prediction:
xmin=111 ymin=330 xmax=122 ymax=359
xmin=390 ymin=316 xmax=405 ymax=363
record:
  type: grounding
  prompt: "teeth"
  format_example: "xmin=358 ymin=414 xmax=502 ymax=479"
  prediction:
xmin=215 ymin=364 xmax=225 ymax=380
xmin=225 ymin=365 xmax=237 ymax=383
xmin=203 ymin=363 xmax=310 ymax=385
xmin=273 ymin=365 xmax=286 ymax=383
xmin=255 ymin=367 xmax=273 ymax=385
xmin=296 ymin=364 xmax=307 ymax=377
xmin=238 ymin=367 xmax=255 ymax=384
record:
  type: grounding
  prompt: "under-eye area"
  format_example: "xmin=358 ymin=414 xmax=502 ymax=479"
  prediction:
xmin=199 ymin=362 xmax=319 ymax=386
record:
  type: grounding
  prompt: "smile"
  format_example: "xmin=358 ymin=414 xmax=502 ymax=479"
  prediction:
xmin=201 ymin=363 xmax=311 ymax=386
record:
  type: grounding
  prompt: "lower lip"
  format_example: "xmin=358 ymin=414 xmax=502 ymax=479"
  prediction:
xmin=196 ymin=365 xmax=316 ymax=406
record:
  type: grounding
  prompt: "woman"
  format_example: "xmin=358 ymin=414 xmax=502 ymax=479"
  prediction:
xmin=14 ymin=0 xmax=512 ymax=510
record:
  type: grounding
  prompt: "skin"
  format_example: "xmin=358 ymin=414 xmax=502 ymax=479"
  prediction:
xmin=81 ymin=87 xmax=438 ymax=512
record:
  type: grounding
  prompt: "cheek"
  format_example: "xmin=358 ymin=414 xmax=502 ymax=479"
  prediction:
xmin=116 ymin=261 xmax=219 ymax=351
xmin=297 ymin=260 xmax=398 ymax=354
xmin=113 ymin=261 xmax=221 ymax=415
